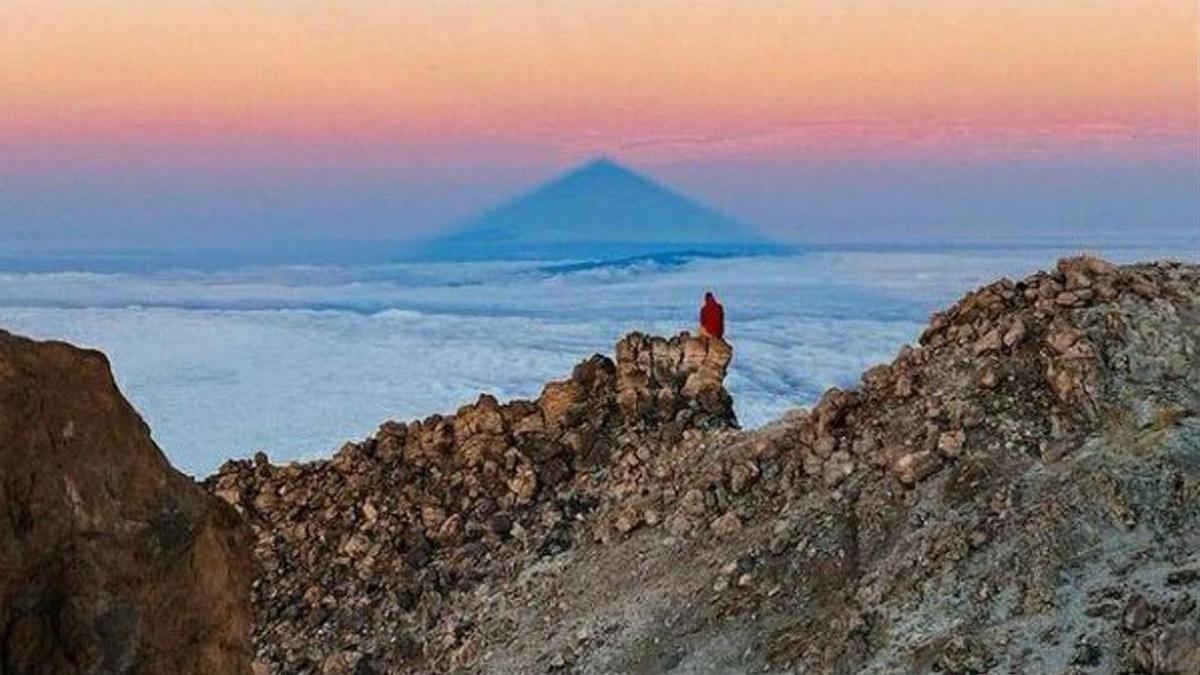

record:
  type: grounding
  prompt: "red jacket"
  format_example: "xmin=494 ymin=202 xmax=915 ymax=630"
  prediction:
xmin=700 ymin=294 xmax=725 ymax=339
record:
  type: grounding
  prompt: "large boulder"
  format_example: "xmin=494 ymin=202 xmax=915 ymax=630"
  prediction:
xmin=615 ymin=331 xmax=735 ymax=425
xmin=0 ymin=330 xmax=253 ymax=675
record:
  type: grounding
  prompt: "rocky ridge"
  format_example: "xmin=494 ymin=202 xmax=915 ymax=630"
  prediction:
xmin=0 ymin=330 xmax=254 ymax=675
xmin=213 ymin=256 xmax=1200 ymax=674
xmin=206 ymin=332 xmax=736 ymax=673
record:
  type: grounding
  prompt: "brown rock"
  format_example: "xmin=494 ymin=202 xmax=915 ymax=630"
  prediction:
xmin=1058 ymin=254 xmax=1118 ymax=279
xmin=978 ymin=369 xmax=998 ymax=389
xmin=1002 ymin=318 xmax=1026 ymax=349
xmin=1055 ymin=291 xmax=1080 ymax=307
xmin=508 ymin=465 xmax=539 ymax=505
xmin=1129 ymin=274 xmax=1160 ymax=299
xmin=195 ymin=260 xmax=1200 ymax=674
xmin=1046 ymin=325 xmax=1083 ymax=354
xmin=894 ymin=450 xmax=944 ymax=486
xmin=341 ymin=533 xmax=370 ymax=557
xmin=937 ymin=430 xmax=966 ymax=458
xmin=728 ymin=462 xmax=759 ymax=494
xmin=421 ymin=504 xmax=447 ymax=532
xmin=614 ymin=507 xmax=643 ymax=534
xmin=802 ymin=450 xmax=824 ymax=477
xmin=813 ymin=434 xmax=838 ymax=459
xmin=538 ymin=380 xmax=582 ymax=431
xmin=973 ymin=328 xmax=1003 ymax=355
xmin=823 ymin=450 xmax=855 ymax=487
xmin=710 ymin=512 xmax=742 ymax=537
xmin=0 ymin=330 xmax=253 ymax=675
xmin=680 ymin=488 xmax=708 ymax=515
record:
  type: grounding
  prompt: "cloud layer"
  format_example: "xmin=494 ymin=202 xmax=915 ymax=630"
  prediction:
xmin=0 ymin=247 xmax=1192 ymax=475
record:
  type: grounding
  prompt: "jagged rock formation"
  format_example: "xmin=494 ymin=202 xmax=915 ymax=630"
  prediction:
xmin=206 ymin=331 xmax=735 ymax=673
xmin=0 ymin=331 xmax=253 ymax=675
xmin=211 ymin=257 xmax=1199 ymax=675
xmin=463 ymin=257 xmax=1200 ymax=675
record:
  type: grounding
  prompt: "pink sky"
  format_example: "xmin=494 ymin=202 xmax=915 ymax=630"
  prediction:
xmin=1 ymin=1 xmax=1197 ymax=251
xmin=4 ymin=1 xmax=1196 ymax=153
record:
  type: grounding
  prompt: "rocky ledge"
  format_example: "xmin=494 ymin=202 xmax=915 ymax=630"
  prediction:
xmin=205 ymin=331 xmax=736 ymax=673
xmin=0 ymin=330 xmax=253 ymax=675
xmin=456 ymin=256 xmax=1200 ymax=675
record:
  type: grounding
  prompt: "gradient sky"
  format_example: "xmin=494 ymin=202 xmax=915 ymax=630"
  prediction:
xmin=2 ymin=0 xmax=1197 ymax=257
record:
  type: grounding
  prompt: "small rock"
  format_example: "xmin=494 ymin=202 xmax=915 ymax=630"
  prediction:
xmin=710 ymin=512 xmax=742 ymax=537
xmin=680 ymin=488 xmax=707 ymax=516
xmin=894 ymin=451 xmax=943 ymax=486
xmin=937 ymin=430 xmax=965 ymax=458
xmin=1123 ymin=594 xmax=1155 ymax=632
xmin=978 ymin=370 xmax=997 ymax=389
xmin=973 ymin=328 xmax=1003 ymax=355
xmin=728 ymin=462 xmax=758 ymax=494
xmin=1131 ymin=279 xmax=1160 ymax=299
xmin=341 ymin=533 xmax=370 ymax=558
xmin=823 ymin=450 xmax=854 ymax=487
xmin=1055 ymin=291 xmax=1080 ymax=307
xmin=508 ymin=465 xmax=538 ymax=505
xmin=813 ymin=435 xmax=838 ymax=459
xmin=614 ymin=508 xmax=643 ymax=534
xmin=1002 ymin=318 xmax=1026 ymax=348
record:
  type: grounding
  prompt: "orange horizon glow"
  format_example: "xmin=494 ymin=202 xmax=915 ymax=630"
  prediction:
xmin=2 ymin=0 xmax=1197 ymax=159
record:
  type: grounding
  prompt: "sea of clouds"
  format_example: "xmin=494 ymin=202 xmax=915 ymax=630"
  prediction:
xmin=0 ymin=246 xmax=1191 ymax=476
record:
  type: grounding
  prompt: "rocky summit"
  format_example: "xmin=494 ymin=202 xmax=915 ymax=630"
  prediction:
xmin=0 ymin=330 xmax=253 ymax=675
xmin=4 ymin=256 xmax=1196 ymax=675
xmin=204 ymin=256 xmax=1200 ymax=675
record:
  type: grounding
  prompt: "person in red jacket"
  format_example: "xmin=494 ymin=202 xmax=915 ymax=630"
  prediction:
xmin=699 ymin=291 xmax=725 ymax=340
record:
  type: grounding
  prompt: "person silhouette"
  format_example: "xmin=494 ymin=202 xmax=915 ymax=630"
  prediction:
xmin=699 ymin=291 xmax=725 ymax=340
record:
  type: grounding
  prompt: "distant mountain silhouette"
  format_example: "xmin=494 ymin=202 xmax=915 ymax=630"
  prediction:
xmin=420 ymin=158 xmax=779 ymax=260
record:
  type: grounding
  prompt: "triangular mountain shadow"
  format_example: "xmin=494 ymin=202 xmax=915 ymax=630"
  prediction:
xmin=418 ymin=158 xmax=783 ymax=261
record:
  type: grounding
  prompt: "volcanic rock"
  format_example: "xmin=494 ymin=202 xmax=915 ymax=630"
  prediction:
xmin=210 ymin=257 xmax=1200 ymax=674
xmin=0 ymin=330 xmax=254 ymax=675
xmin=206 ymin=332 xmax=735 ymax=673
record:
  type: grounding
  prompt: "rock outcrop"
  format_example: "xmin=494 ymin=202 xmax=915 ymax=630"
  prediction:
xmin=206 ymin=331 xmax=735 ymax=673
xmin=210 ymin=256 xmax=1200 ymax=674
xmin=462 ymin=257 xmax=1199 ymax=675
xmin=0 ymin=331 xmax=254 ymax=674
